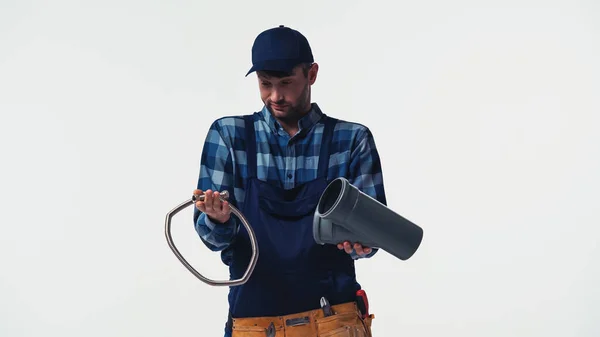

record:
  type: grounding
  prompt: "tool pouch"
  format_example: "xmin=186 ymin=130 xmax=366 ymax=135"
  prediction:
xmin=231 ymin=320 xmax=282 ymax=337
xmin=231 ymin=302 xmax=374 ymax=337
xmin=315 ymin=311 xmax=374 ymax=337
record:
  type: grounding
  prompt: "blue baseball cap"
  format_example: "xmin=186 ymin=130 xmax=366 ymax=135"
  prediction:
xmin=245 ymin=25 xmax=314 ymax=77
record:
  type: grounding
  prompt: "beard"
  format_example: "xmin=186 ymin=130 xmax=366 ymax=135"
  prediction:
xmin=266 ymin=83 xmax=310 ymax=123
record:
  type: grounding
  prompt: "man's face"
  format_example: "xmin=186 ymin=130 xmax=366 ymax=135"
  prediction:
xmin=257 ymin=63 xmax=318 ymax=121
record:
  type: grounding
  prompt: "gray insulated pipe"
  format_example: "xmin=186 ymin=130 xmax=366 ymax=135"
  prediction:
xmin=313 ymin=177 xmax=424 ymax=261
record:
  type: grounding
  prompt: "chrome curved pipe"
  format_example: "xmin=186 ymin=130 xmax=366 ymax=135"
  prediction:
xmin=165 ymin=191 xmax=259 ymax=286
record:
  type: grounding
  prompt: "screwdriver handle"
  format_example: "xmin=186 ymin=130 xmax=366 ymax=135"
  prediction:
xmin=356 ymin=289 xmax=369 ymax=319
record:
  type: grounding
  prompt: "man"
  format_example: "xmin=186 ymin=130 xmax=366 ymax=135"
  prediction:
xmin=193 ymin=25 xmax=387 ymax=337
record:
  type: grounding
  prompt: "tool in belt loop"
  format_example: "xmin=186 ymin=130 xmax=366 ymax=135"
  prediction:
xmin=266 ymin=322 xmax=275 ymax=337
xmin=356 ymin=289 xmax=370 ymax=319
xmin=320 ymin=296 xmax=334 ymax=316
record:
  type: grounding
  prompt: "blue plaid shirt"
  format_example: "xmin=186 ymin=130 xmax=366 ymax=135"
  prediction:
xmin=193 ymin=103 xmax=387 ymax=261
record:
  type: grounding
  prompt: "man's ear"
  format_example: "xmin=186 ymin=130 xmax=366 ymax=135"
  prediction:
xmin=308 ymin=63 xmax=319 ymax=85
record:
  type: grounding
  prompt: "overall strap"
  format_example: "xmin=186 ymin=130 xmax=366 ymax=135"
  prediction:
xmin=244 ymin=114 xmax=257 ymax=178
xmin=317 ymin=115 xmax=338 ymax=178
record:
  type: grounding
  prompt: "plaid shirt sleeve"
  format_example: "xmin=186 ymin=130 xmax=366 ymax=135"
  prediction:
xmin=193 ymin=117 xmax=388 ymax=261
xmin=193 ymin=120 xmax=239 ymax=251
xmin=346 ymin=127 xmax=387 ymax=260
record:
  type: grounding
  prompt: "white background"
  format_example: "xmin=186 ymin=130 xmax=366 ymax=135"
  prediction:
xmin=1 ymin=0 xmax=599 ymax=336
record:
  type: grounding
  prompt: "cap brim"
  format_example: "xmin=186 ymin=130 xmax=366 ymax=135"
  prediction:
xmin=245 ymin=59 xmax=299 ymax=77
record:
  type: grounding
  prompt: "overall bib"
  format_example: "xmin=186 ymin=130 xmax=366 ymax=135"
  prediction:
xmin=223 ymin=114 xmax=362 ymax=336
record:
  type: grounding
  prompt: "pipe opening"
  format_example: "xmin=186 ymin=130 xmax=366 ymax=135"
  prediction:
xmin=318 ymin=178 xmax=343 ymax=215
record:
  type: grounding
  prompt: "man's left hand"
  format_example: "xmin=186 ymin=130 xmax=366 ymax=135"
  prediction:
xmin=337 ymin=241 xmax=372 ymax=257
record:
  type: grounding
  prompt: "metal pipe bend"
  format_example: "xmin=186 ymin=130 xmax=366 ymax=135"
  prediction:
xmin=164 ymin=191 xmax=259 ymax=286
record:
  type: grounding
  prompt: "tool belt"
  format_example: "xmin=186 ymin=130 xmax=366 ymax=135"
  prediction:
xmin=230 ymin=301 xmax=374 ymax=337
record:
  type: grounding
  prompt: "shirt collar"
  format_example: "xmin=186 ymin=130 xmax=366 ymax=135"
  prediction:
xmin=259 ymin=103 xmax=324 ymax=135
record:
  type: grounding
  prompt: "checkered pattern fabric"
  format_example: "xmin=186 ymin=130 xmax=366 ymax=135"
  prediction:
xmin=193 ymin=103 xmax=387 ymax=261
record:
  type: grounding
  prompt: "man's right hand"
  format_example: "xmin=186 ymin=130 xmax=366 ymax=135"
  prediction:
xmin=193 ymin=189 xmax=231 ymax=224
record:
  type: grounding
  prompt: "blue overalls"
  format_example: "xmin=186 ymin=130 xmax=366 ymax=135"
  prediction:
xmin=223 ymin=113 xmax=360 ymax=336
